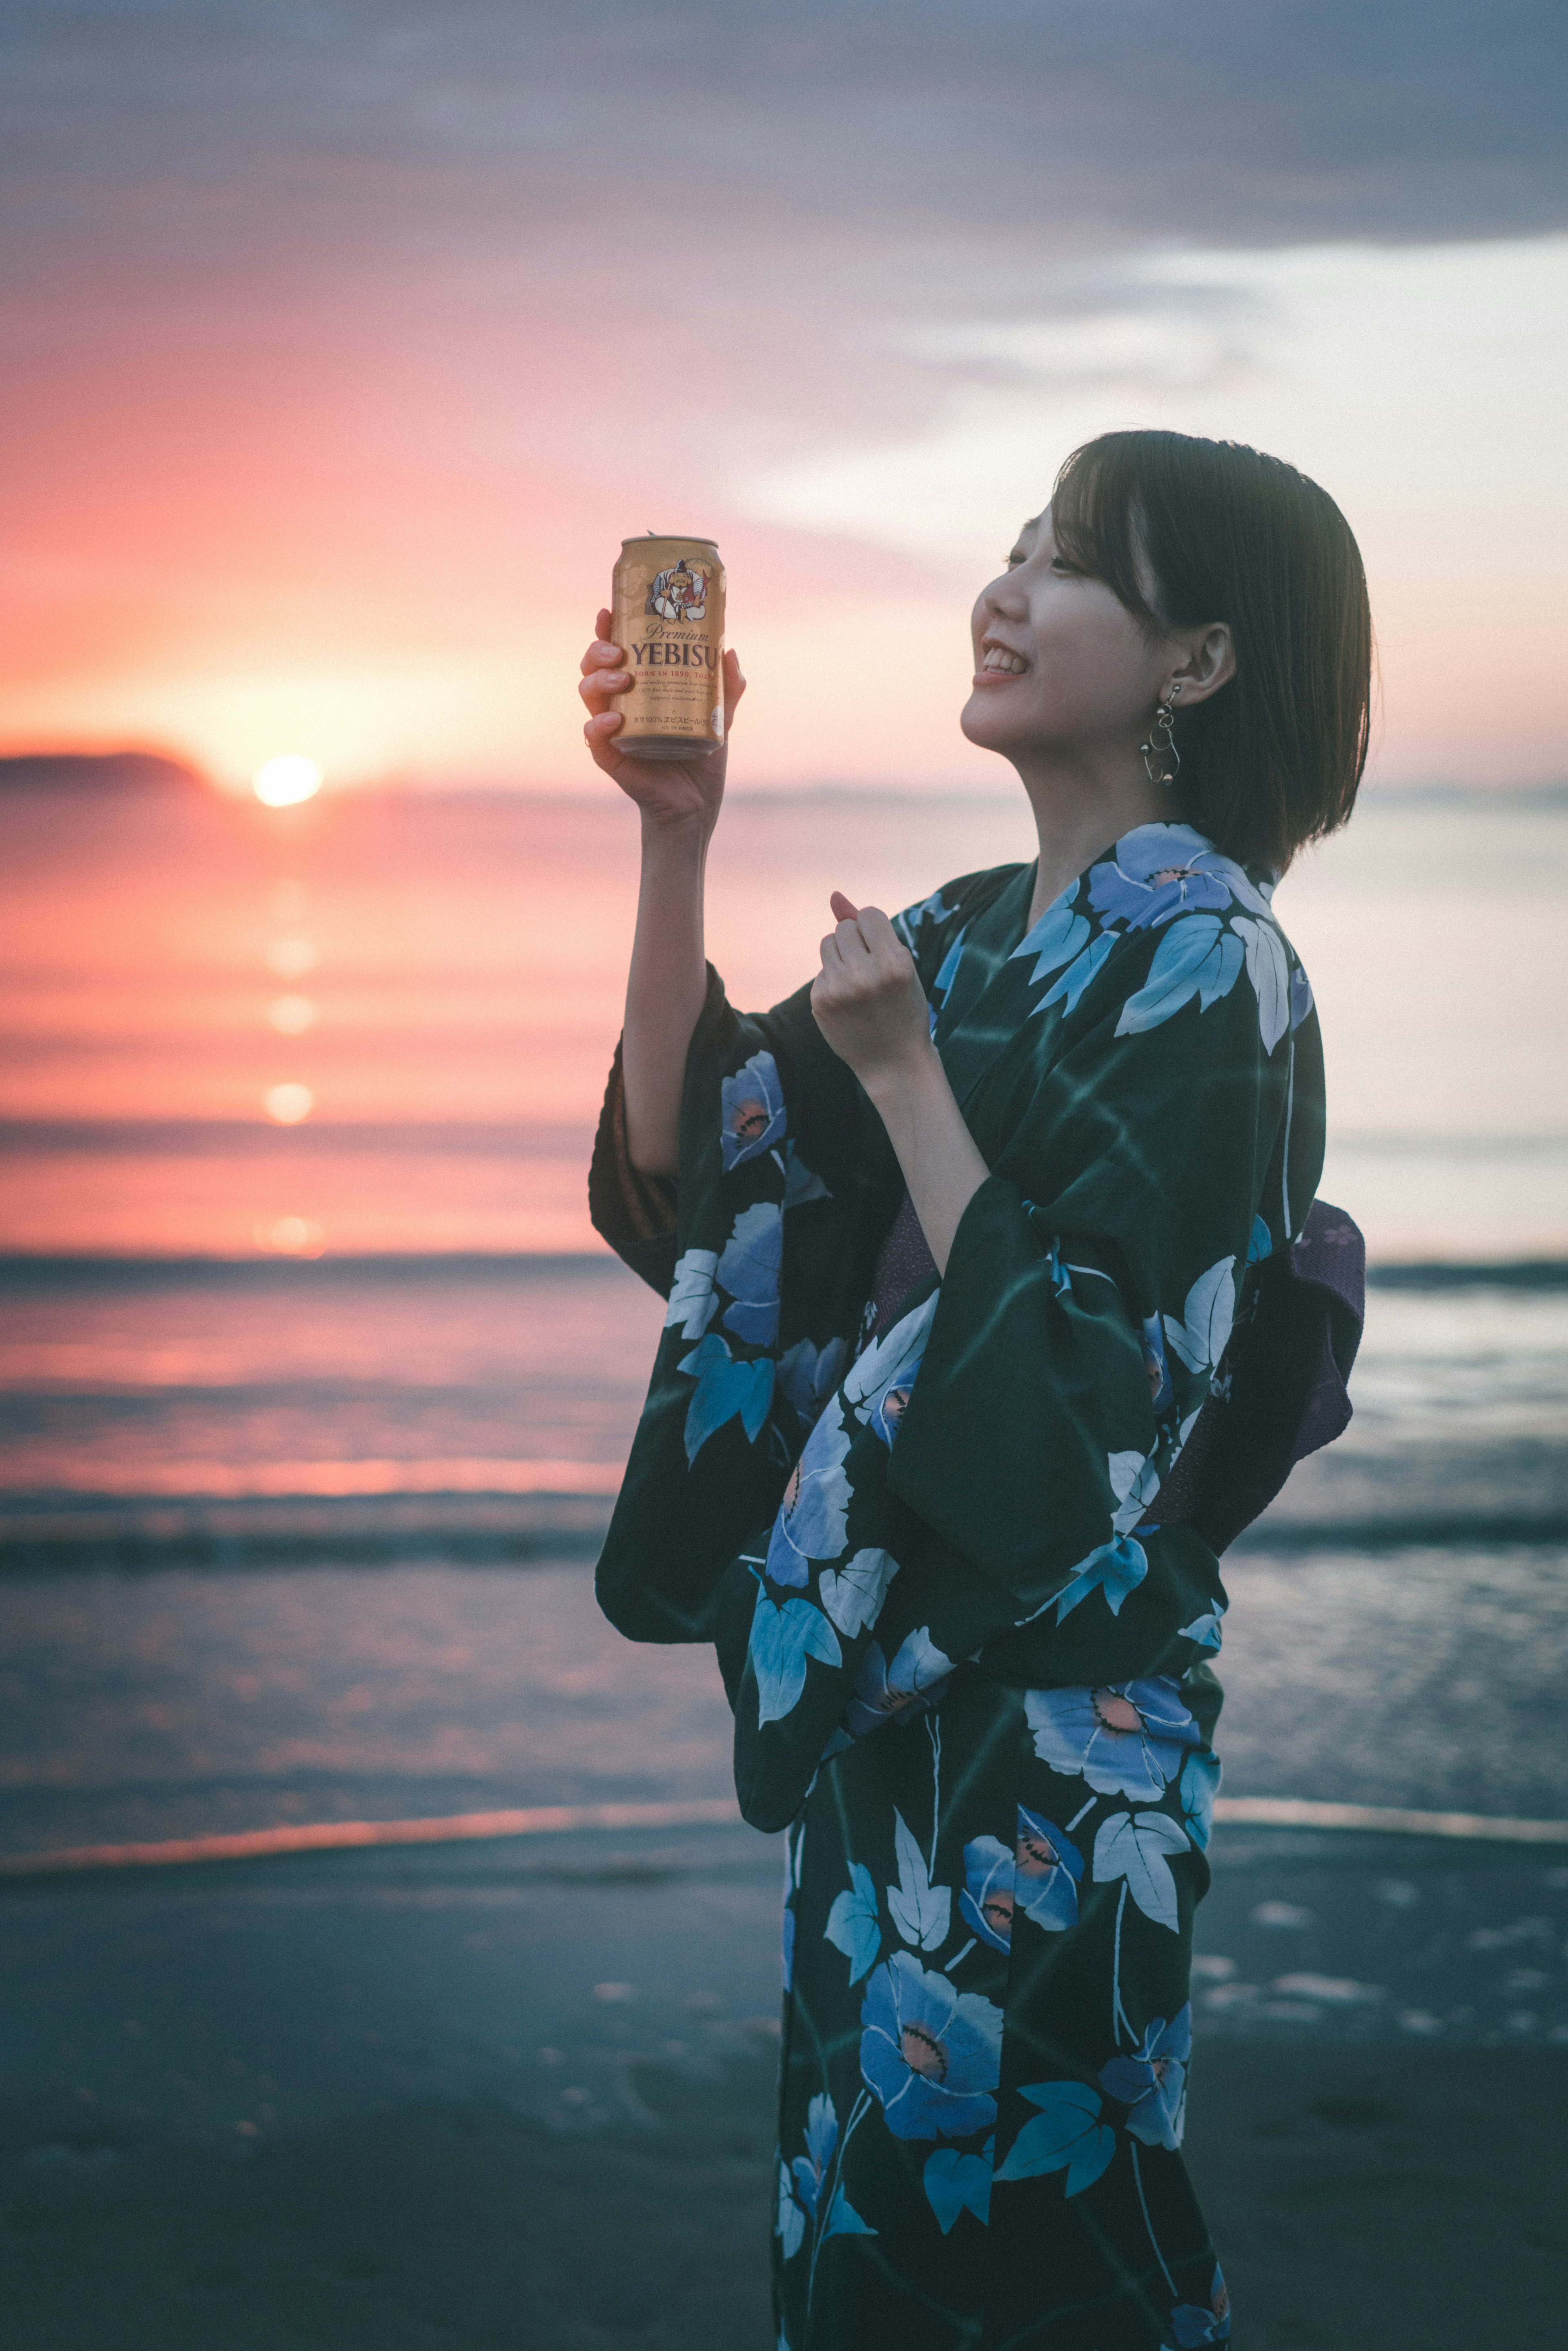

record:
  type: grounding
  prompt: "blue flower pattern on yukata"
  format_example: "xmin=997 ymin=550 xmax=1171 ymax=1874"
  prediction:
xmin=960 ymin=1807 xmax=1083 ymax=1950
xmin=721 ymin=1050 xmax=786 ymax=1170
xmin=859 ymin=1952 xmax=1002 ymax=2141
xmin=1099 ymin=2006 xmax=1192 ymax=2149
xmin=1087 ymin=825 xmax=1272 ymax=933
xmin=1025 ymin=1678 xmax=1202 ymax=1802
xmin=845 ymin=1627 xmax=954 ymax=1738
xmin=1167 ymin=2269 xmax=1233 ymax=2344
xmin=718 ymin=1201 xmax=783 ymax=1346
xmin=765 ymin=1399 xmax=853 ymax=1587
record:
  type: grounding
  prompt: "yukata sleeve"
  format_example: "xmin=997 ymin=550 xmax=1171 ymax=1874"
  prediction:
xmin=590 ymin=964 xmax=882 ymax=1646
xmin=587 ymin=1038 xmax=681 ymax=1296
xmin=889 ymin=916 xmax=1310 ymax=1681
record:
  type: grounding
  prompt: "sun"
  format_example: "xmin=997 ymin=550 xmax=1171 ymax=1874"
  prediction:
xmin=253 ymin=754 xmax=323 ymax=807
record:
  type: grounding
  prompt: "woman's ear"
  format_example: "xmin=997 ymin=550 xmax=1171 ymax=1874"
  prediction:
xmin=1169 ymin=622 xmax=1236 ymax=709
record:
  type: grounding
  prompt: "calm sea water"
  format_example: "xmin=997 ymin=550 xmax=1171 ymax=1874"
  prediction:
xmin=1 ymin=782 xmax=1566 ymax=1862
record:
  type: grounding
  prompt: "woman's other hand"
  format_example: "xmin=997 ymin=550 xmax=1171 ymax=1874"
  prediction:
xmin=580 ymin=608 xmax=744 ymax=839
xmin=811 ymin=894 xmax=934 ymax=1096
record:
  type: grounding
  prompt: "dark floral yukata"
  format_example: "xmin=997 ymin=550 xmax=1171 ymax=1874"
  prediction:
xmin=589 ymin=822 xmax=1362 ymax=2351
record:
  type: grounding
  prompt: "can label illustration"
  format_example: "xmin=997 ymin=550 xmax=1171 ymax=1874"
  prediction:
xmin=610 ymin=535 xmax=725 ymax=758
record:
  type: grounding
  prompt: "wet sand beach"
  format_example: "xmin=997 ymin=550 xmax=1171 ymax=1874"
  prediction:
xmin=4 ymin=1823 xmax=1566 ymax=2349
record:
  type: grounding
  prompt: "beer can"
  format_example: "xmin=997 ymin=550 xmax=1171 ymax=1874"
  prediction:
xmin=610 ymin=535 xmax=726 ymax=759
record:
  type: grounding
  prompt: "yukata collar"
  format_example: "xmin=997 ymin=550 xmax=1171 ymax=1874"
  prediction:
xmin=929 ymin=823 xmax=1246 ymax=1118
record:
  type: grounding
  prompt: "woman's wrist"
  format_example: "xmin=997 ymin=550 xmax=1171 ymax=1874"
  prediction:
xmin=639 ymin=807 xmax=713 ymax=862
xmin=857 ymin=1031 xmax=945 ymax=1116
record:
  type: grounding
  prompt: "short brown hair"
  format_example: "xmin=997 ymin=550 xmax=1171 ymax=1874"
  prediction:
xmin=1052 ymin=429 xmax=1372 ymax=873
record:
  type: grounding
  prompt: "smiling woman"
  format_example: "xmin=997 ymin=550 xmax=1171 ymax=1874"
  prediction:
xmin=582 ymin=428 xmax=1371 ymax=2351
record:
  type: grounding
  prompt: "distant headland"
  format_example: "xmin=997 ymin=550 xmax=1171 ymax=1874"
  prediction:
xmin=0 ymin=751 xmax=208 ymax=793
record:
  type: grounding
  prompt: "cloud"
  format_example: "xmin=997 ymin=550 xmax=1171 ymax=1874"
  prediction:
xmin=2 ymin=0 xmax=1563 ymax=277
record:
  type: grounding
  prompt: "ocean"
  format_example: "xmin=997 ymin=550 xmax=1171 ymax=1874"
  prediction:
xmin=2 ymin=780 xmax=1566 ymax=1953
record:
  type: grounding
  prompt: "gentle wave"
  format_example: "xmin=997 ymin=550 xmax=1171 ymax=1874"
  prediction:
xmin=4 ymin=1250 xmax=1565 ymax=1288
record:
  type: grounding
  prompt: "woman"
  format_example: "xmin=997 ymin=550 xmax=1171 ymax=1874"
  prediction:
xmin=582 ymin=430 xmax=1370 ymax=2350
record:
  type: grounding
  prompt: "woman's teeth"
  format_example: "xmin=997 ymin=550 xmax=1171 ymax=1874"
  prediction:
xmin=982 ymin=647 xmax=1028 ymax=673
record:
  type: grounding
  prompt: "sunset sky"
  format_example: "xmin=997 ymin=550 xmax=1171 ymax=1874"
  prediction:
xmin=2 ymin=2 xmax=1564 ymax=795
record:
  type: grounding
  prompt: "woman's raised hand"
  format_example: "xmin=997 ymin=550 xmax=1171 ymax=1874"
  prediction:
xmin=811 ymin=894 xmax=934 ymax=1095
xmin=580 ymin=608 xmax=744 ymax=838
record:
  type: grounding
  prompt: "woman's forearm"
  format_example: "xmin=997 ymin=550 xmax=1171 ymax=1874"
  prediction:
xmin=862 ymin=1043 xmax=990 ymax=1277
xmin=621 ymin=818 xmax=711 ymax=1176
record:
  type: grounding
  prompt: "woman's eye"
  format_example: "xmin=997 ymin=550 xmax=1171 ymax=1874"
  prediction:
xmin=1050 ymin=556 xmax=1078 ymax=575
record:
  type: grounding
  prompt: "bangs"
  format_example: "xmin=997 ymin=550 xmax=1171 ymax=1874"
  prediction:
xmin=1049 ymin=439 xmax=1161 ymax=626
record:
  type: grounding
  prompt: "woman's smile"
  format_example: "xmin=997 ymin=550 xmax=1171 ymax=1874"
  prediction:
xmin=976 ymin=637 xmax=1031 ymax=682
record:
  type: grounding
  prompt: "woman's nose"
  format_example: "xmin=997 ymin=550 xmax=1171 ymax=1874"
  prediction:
xmin=979 ymin=570 xmax=1026 ymax=618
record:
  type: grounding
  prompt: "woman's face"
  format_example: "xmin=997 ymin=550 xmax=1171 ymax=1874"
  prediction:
xmin=961 ymin=508 xmax=1173 ymax=767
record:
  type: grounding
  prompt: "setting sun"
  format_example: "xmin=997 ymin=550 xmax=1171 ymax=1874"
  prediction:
xmin=253 ymin=755 xmax=324 ymax=808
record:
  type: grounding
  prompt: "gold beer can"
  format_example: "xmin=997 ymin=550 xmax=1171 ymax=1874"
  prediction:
xmin=610 ymin=534 xmax=726 ymax=759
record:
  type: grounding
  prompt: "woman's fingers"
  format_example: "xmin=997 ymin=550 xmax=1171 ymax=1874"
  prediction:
xmin=579 ymin=637 xmax=629 ymax=716
xmin=829 ymin=890 xmax=860 ymax=923
xmin=721 ymin=646 xmax=747 ymax=736
xmin=582 ymin=706 xmax=626 ymax=777
xmin=580 ymin=633 xmax=624 ymax=677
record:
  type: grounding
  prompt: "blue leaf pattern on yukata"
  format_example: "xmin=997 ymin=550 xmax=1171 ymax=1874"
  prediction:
xmin=923 ymin=2141 xmax=993 ymax=2232
xmin=1290 ymin=965 xmax=1314 ymax=1030
xmin=678 ymin=1334 xmax=775 ymax=1463
xmin=750 ymin=1592 xmax=842 ymax=1726
xmin=664 ymin=1248 xmax=717 ymax=1340
xmin=822 ymin=2186 xmax=876 ymax=2240
xmin=1114 ymin=914 xmax=1244 ymax=1036
xmin=1178 ymin=1609 xmax=1224 ymax=1653
xmin=1011 ymin=894 xmax=1088 ymax=988
xmin=1178 ymin=1747 xmax=1223 ymax=1850
xmin=775 ymin=2159 xmax=806 ymax=2258
xmin=932 ymin=927 xmax=967 ymax=1005
xmin=776 ymin=1334 xmax=849 ymax=1425
xmin=718 ymin=1201 xmax=784 ymax=1345
xmin=782 ymin=1141 xmax=830 ymax=1209
xmin=887 ymin=1808 xmax=951 ymax=1951
xmin=721 ymin=1050 xmax=786 ymax=1171
xmin=1247 ymin=1212 xmax=1274 ymax=1263
xmin=1163 ymin=1258 xmax=1238 ymax=1378
xmin=825 ymin=1861 xmax=881 ymax=1984
xmin=893 ymin=887 xmax=957 ymax=952
xmin=819 ymin=1546 xmax=899 ymax=1637
xmin=1040 ymin=928 xmax=1116 ymax=1015
xmin=993 ymin=2080 xmax=1116 ymax=2195
xmin=1092 ymin=1809 xmax=1190 ymax=1932
xmin=789 ymin=2092 xmax=837 ymax=2217
xmin=1230 ymin=914 xmax=1291 ymax=1053
xmin=844 ymin=1296 xmax=937 ymax=1445
xmin=1108 ymin=1447 xmax=1162 ymax=1532
xmin=1052 ymin=1534 xmax=1148 ymax=1625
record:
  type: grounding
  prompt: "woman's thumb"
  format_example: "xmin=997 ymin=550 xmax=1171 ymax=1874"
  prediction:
xmin=829 ymin=891 xmax=860 ymax=922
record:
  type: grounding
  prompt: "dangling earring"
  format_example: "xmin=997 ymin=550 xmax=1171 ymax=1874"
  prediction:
xmin=1139 ymin=682 xmax=1182 ymax=788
